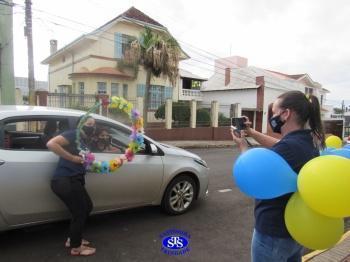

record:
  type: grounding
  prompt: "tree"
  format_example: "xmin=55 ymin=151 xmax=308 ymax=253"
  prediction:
xmin=129 ymin=27 xmax=181 ymax=127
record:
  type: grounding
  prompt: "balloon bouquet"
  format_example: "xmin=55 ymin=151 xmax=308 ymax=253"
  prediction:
xmin=233 ymin=135 xmax=350 ymax=250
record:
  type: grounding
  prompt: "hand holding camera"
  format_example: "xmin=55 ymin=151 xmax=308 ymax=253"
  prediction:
xmin=230 ymin=117 xmax=248 ymax=137
xmin=230 ymin=116 xmax=253 ymax=150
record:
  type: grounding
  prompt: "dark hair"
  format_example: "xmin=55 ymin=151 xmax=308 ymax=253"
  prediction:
xmin=278 ymin=91 xmax=325 ymax=149
xmin=95 ymin=127 xmax=110 ymax=136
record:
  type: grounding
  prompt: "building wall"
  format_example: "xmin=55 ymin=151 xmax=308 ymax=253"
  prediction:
xmin=47 ymin=20 xmax=179 ymax=102
xmin=202 ymin=89 xmax=257 ymax=108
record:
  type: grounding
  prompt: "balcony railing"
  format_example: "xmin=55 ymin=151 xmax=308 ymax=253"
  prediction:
xmin=181 ymin=89 xmax=203 ymax=100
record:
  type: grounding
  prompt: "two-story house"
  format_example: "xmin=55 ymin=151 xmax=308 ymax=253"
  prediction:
xmin=41 ymin=7 xmax=192 ymax=121
xmin=202 ymin=56 xmax=330 ymax=133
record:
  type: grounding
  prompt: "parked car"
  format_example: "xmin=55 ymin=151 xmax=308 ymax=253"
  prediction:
xmin=0 ymin=106 xmax=209 ymax=232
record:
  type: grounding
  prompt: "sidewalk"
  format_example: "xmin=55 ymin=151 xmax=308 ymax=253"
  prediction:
xmin=159 ymin=137 xmax=260 ymax=149
xmin=303 ymin=230 xmax=350 ymax=261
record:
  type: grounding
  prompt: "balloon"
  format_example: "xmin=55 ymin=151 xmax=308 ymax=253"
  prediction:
xmin=285 ymin=192 xmax=344 ymax=250
xmin=328 ymin=148 xmax=350 ymax=159
xmin=233 ymin=148 xmax=297 ymax=199
xmin=343 ymin=144 xmax=350 ymax=150
xmin=298 ymin=155 xmax=350 ymax=217
xmin=325 ymin=135 xmax=343 ymax=149
xmin=319 ymin=147 xmax=335 ymax=156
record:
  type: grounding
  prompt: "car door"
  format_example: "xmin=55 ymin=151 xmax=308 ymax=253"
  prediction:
xmin=84 ymin=120 xmax=164 ymax=211
xmin=0 ymin=116 xmax=71 ymax=226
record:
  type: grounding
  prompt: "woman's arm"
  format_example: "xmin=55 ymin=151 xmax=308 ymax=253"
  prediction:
xmin=47 ymin=135 xmax=83 ymax=164
xmin=246 ymin=128 xmax=279 ymax=148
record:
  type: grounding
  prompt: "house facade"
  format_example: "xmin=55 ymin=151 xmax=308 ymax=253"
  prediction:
xmin=202 ymin=56 xmax=330 ymax=133
xmin=41 ymin=7 xmax=191 ymax=120
xmin=178 ymin=69 xmax=207 ymax=101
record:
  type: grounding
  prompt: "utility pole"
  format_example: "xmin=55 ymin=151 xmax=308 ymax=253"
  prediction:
xmin=25 ymin=0 xmax=35 ymax=105
xmin=0 ymin=0 xmax=16 ymax=104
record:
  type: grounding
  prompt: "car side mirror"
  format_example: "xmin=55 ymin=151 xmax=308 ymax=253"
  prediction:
xmin=150 ymin=143 xmax=158 ymax=154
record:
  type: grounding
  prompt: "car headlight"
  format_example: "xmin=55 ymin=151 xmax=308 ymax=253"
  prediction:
xmin=194 ymin=158 xmax=208 ymax=168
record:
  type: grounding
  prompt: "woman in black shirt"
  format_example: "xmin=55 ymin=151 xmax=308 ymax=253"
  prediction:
xmin=231 ymin=91 xmax=325 ymax=262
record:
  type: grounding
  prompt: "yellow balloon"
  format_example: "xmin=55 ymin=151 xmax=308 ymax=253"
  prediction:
xmin=285 ymin=192 xmax=344 ymax=250
xmin=325 ymin=135 xmax=343 ymax=149
xmin=298 ymin=155 xmax=350 ymax=217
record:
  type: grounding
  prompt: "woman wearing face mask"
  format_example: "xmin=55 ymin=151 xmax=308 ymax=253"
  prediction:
xmin=230 ymin=91 xmax=325 ymax=262
xmin=47 ymin=116 xmax=97 ymax=256
xmin=92 ymin=128 xmax=119 ymax=153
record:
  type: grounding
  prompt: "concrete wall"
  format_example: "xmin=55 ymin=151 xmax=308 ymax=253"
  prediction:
xmin=145 ymin=126 xmax=232 ymax=141
xmin=202 ymin=89 xmax=257 ymax=108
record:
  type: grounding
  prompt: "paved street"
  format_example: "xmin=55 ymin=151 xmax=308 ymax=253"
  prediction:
xmin=0 ymin=148 xmax=255 ymax=262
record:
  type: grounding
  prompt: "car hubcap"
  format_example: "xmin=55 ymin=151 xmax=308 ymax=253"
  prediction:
xmin=169 ymin=181 xmax=194 ymax=212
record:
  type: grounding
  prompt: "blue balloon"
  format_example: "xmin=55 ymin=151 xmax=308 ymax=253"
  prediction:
xmin=320 ymin=147 xmax=335 ymax=156
xmin=343 ymin=144 xmax=350 ymax=150
xmin=233 ymin=148 xmax=298 ymax=199
xmin=329 ymin=148 xmax=350 ymax=159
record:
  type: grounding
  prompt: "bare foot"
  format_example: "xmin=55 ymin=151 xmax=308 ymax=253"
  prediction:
xmin=65 ymin=238 xmax=90 ymax=248
xmin=70 ymin=245 xmax=96 ymax=256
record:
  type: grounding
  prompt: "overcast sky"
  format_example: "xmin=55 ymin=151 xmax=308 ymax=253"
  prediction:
xmin=11 ymin=0 xmax=350 ymax=106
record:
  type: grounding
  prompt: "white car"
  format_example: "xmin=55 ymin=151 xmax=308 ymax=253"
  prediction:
xmin=0 ymin=106 xmax=209 ymax=232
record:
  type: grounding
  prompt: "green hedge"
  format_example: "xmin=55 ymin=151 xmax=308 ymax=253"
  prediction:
xmin=155 ymin=102 xmax=211 ymax=124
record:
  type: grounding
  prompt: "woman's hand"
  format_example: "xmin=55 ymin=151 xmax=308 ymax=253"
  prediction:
xmin=242 ymin=116 xmax=254 ymax=136
xmin=71 ymin=155 xmax=84 ymax=164
xmin=230 ymin=127 xmax=248 ymax=152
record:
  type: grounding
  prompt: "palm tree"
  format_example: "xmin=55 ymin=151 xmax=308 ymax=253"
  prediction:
xmin=129 ymin=27 xmax=181 ymax=127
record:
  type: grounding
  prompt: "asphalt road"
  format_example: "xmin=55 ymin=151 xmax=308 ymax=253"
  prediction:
xmin=0 ymin=148 xmax=255 ymax=262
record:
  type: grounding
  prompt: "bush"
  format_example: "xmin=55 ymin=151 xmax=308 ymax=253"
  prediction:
xmin=196 ymin=108 xmax=210 ymax=125
xmin=155 ymin=102 xmax=211 ymax=125
xmin=155 ymin=102 xmax=190 ymax=122
xmin=218 ymin=112 xmax=230 ymax=126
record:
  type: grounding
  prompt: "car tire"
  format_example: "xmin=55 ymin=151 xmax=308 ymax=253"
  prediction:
xmin=161 ymin=175 xmax=197 ymax=215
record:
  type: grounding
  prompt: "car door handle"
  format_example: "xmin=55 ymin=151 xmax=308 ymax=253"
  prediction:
xmin=0 ymin=160 xmax=5 ymax=166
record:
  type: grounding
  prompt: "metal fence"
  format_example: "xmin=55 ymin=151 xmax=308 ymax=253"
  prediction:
xmin=172 ymin=101 xmax=190 ymax=128
xmin=48 ymin=93 xmax=97 ymax=111
xmin=218 ymin=104 xmax=231 ymax=127
xmin=345 ymin=126 xmax=350 ymax=137
xmin=196 ymin=102 xmax=211 ymax=127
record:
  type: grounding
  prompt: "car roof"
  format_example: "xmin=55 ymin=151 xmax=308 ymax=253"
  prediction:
xmin=0 ymin=105 xmax=84 ymax=118
xmin=0 ymin=105 xmax=130 ymax=129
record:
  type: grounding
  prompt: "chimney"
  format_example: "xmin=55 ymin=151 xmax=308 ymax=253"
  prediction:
xmin=50 ymin=39 xmax=57 ymax=54
xmin=225 ymin=68 xmax=230 ymax=86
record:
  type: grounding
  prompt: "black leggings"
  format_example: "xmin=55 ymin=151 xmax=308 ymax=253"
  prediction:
xmin=51 ymin=175 xmax=93 ymax=248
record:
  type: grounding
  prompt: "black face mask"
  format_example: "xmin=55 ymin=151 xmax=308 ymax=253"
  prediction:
xmin=82 ymin=125 xmax=95 ymax=137
xmin=98 ymin=138 xmax=110 ymax=146
xmin=269 ymin=115 xmax=285 ymax=134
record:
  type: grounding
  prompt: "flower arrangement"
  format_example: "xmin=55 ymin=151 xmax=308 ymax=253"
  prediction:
xmin=76 ymin=96 xmax=144 ymax=174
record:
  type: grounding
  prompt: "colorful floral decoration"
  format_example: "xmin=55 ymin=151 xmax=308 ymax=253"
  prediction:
xmin=76 ymin=96 xmax=144 ymax=174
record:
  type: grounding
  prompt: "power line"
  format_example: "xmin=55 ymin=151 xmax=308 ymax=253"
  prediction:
xmin=14 ymin=4 xmax=328 ymax=93
xmin=26 ymin=11 xmax=259 ymax=87
xmin=29 ymin=13 xmax=314 ymax=92
xmin=15 ymin=3 xmax=259 ymax=77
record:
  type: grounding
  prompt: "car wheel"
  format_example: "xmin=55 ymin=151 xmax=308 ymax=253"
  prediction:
xmin=161 ymin=175 xmax=197 ymax=215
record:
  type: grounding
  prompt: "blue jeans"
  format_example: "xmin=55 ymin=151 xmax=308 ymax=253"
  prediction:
xmin=251 ymin=229 xmax=303 ymax=262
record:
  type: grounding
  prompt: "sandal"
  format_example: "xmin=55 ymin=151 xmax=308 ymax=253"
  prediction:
xmin=70 ymin=245 xmax=96 ymax=256
xmin=65 ymin=238 xmax=90 ymax=248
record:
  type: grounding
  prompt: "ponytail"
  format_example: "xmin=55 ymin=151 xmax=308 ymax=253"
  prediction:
xmin=278 ymin=91 xmax=325 ymax=150
xmin=308 ymin=95 xmax=325 ymax=149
